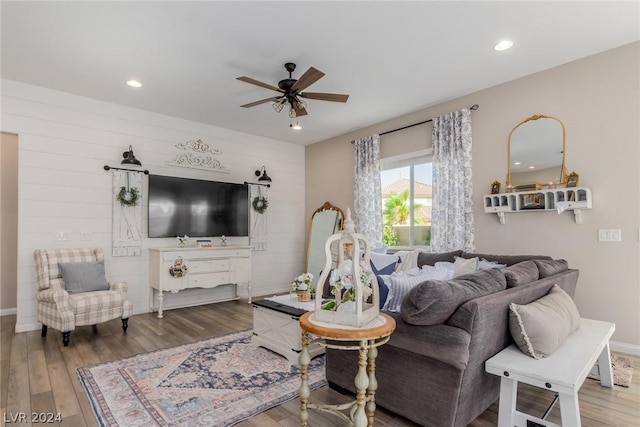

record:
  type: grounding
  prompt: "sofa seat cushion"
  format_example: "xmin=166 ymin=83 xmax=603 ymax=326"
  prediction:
xmin=401 ymin=268 xmax=507 ymax=326
xmin=389 ymin=316 xmax=471 ymax=371
xmin=503 ymin=260 xmax=539 ymax=288
xmin=509 ymin=284 xmax=581 ymax=359
xmin=68 ymin=290 xmax=126 ymax=315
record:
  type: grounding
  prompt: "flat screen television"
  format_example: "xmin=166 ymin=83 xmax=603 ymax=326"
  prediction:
xmin=148 ymin=174 xmax=249 ymax=238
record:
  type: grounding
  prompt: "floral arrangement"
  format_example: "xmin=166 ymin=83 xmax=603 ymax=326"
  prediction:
xmin=177 ymin=235 xmax=189 ymax=247
xmin=323 ymin=260 xmax=375 ymax=311
xmin=291 ymin=272 xmax=314 ymax=292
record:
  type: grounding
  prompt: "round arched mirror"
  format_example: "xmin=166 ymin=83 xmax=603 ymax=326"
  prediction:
xmin=507 ymin=114 xmax=567 ymax=189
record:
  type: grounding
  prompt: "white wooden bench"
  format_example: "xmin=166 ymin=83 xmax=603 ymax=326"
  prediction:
xmin=485 ymin=318 xmax=615 ymax=427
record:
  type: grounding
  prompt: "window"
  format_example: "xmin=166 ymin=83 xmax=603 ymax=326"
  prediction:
xmin=380 ymin=151 xmax=432 ymax=248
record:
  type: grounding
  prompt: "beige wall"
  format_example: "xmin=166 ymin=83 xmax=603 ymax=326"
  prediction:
xmin=306 ymin=42 xmax=640 ymax=347
xmin=1 ymin=133 xmax=18 ymax=312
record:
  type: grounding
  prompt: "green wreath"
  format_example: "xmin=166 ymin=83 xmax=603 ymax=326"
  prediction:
xmin=116 ymin=186 xmax=140 ymax=207
xmin=252 ymin=196 xmax=269 ymax=214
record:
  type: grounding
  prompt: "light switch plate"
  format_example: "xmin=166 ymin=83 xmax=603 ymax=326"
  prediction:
xmin=598 ymin=229 xmax=622 ymax=242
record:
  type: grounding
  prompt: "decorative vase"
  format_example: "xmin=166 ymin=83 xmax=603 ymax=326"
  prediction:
xmin=297 ymin=290 xmax=311 ymax=302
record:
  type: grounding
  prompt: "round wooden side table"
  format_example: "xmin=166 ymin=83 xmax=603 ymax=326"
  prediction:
xmin=298 ymin=312 xmax=396 ymax=427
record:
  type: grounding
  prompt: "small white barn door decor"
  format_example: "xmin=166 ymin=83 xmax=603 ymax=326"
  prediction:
xmin=112 ymin=170 xmax=143 ymax=256
xmin=250 ymin=184 xmax=268 ymax=251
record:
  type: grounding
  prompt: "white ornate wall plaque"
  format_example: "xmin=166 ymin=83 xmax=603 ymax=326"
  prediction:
xmin=166 ymin=139 xmax=229 ymax=172
xmin=112 ymin=170 xmax=142 ymax=256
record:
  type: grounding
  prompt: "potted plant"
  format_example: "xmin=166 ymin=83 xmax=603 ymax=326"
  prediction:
xmin=291 ymin=273 xmax=314 ymax=302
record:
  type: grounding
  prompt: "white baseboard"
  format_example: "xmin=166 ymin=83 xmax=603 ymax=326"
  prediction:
xmin=611 ymin=340 xmax=640 ymax=356
xmin=0 ymin=307 xmax=17 ymax=316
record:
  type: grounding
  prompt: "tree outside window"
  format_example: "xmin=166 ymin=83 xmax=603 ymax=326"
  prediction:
xmin=381 ymin=163 xmax=432 ymax=247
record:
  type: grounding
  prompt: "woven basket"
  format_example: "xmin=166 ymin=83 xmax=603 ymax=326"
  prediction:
xmin=297 ymin=290 xmax=311 ymax=302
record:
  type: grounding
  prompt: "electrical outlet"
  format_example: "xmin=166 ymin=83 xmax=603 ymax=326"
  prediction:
xmin=53 ymin=231 xmax=70 ymax=241
xmin=81 ymin=231 xmax=92 ymax=241
xmin=598 ymin=229 xmax=622 ymax=242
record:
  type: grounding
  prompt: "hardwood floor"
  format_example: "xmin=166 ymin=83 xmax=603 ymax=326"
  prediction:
xmin=1 ymin=301 xmax=638 ymax=426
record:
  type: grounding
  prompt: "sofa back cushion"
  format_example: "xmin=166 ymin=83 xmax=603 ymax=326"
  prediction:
xmin=401 ymin=268 xmax=507 ymax=326
xmin=533 ymin=259 xmax=569 ymax=278
xmin=503 ymin=260 xmax=539 ymax=288
xmin=417 ymin=250 xmax=463 ymax=267
xmin=461 ymin=252 xmax=552 ymax=266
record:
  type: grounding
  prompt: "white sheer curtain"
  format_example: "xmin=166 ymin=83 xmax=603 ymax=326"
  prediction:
xmin=353 ymin=134 xmax=383 ymax=249
xmin=430 ymin=108 xmax=475 ymax=252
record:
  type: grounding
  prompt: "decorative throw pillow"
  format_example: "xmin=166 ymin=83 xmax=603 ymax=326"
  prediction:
xmin=369 ymin=252 xmax=400 ymax=276
xmin=382 ymin=266 xmax=451 ymax=312
xmin=503 ymin=261 xmax=539 ymax=288
xmin=477 ymin=258 xmax=507 ymax=270
xmin=509 ymin=284 xmax=581 ymax=359
xmin=376 ymin=275 xmax=391 ymax=309
xmin=533 ymin=259 xmax=569 ymax=278
xmin=58 ymin=260 xmax=109 ymax=294
xmin=453 ymin=256 xmax=478 ymax=277
xmin=401 ymin=268 xmax=507 ymax=325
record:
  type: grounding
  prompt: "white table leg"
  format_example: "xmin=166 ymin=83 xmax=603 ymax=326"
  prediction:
xmin=559 ymin=392 xmax=581 ymax=427
xmin=366 ymin=339 xmax=378 ymax=426
xmin=597 ymin=342 xmax=614 ymax=388
xmin=497 ymin=376 xmax=517 ymax=427
xmin=299 ymin=332 xmax=311 ymax=427
xmin=353 ymin=339 xmax=370 ymax=427
xmin=157 ymin=290 xmax=164 ymax=319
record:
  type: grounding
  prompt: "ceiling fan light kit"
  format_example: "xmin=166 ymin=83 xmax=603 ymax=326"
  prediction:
xmin=237 ymin=62 xmax=349 ymax=126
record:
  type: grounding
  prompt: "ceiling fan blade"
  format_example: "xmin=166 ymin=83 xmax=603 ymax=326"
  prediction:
xmin=236 ymin=76 xmax=283 ymax=93
xmin=291 ymin=67 xmax=325 ymax=92
xmin=299 ymin=92 xmax=350 ymax=103
xmin=240 ymin=96 xmax=280 ymax=108
xmin=294 ymin=102 xmax=308 ymax=117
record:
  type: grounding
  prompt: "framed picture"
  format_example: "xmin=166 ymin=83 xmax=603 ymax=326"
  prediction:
xmin=197 ymin=239 xmax=213 ymax=248
xmin=490 ymin=180 xmax=501 ymax=194
xmin=522 ymin=193 xmax=542 ymax=209
xmin=567 ymin=172 xmax=579 ymax=188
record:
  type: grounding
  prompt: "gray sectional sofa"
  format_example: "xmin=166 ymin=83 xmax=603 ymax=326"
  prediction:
xmin=325 ymin=251 xmax=578 ymax=427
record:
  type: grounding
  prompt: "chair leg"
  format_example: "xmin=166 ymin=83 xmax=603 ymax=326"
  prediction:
xmin=122 ymin=318 xmax=129 ymax=333
xmin=62 ymin=331 xmax=71 ymax=347
xmin=41 ymin=325 xmax=48 ymax=337
xmin=92 ymin=324 xmax=98 ymax=333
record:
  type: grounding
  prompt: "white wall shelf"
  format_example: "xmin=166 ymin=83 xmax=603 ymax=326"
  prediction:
xmin=483 ymin=186 xmax=592 ymax=224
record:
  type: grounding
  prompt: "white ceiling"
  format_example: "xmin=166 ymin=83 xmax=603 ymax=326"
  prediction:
xmin=2 ymin=1 xmax=638 ymax=146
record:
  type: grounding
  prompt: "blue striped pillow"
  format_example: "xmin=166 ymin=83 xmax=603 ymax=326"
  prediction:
xmin=382 ymin=266 xmax=452 ymax=312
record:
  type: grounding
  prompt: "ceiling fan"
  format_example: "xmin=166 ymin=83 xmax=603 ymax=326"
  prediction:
xmin=236 ymin=62 xmax=349 ymax=117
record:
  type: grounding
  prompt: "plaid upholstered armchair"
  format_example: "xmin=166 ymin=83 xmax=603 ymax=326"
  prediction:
xmin=34 ymin=248 xmax=132 ymax=346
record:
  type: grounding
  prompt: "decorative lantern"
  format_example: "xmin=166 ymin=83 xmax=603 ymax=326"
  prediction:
xmin=314 ymin=209 xmax=379 ymax=327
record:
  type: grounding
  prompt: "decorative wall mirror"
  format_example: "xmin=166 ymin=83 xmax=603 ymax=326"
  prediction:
xmin=507 ymin=114 xmax=567 ymax=189
xmin=305 ymin=202 xmax=344 ymax=285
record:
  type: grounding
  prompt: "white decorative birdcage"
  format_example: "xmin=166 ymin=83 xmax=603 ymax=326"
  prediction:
xmin=314 ymin=209 xmax=379 ymax=327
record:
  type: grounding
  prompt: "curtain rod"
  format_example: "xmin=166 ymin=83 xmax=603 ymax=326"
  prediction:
xmin=104 ymin=165 xmax=150 ymax=175
xmin=351 ymin=104 xmax=479 ymax=142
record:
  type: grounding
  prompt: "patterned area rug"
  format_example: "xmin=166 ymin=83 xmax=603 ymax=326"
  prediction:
xmin=587 ymin=353 xmax=634 ymax=387
xmin=77 ymin=331 xmax=326 ymax=426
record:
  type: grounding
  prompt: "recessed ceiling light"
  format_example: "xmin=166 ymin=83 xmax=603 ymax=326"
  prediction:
xmin=290 ymin=123 xmax=302 ymax=130
xmin=528 ymin=165 xmax=535 ymax=170
xmin=514 ymin=161 xmax=521 ymax=166
xmin=126 ymin=80 xmax=142 ymax=88
xmin=494 ymin=40 xmax=514 ymax=51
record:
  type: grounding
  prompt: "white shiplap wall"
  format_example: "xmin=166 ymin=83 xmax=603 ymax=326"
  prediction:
xmin=1 ymin=80 xmax=306 ymax=333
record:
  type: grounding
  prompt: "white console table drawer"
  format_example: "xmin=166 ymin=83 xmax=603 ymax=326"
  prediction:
xmin=189 ymin=258 xmax=230 ymax=273
xmin=188 ymin=271 xmax=230 ymax=288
